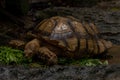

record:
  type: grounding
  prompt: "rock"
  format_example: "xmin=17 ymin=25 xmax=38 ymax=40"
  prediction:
xmin=0 ymin=65 xmax=120 ymax=80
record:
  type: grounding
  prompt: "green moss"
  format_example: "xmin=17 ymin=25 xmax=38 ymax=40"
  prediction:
xmin=109 ymin=7 xmax=120 ymax=11
xmin=58 ymin=58 xmax=108 ymax=66
xmin=0 ymin=46 xmax=32 ymax=65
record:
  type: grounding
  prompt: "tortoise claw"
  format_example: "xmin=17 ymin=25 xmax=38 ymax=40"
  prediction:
xmin=38 ymin=47 xmax=58 ymax=65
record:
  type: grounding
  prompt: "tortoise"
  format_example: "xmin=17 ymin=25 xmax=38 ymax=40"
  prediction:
xmin=24 ymin=16 xmax=112 ymax=65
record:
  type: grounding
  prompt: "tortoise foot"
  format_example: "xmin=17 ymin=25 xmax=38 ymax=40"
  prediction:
xmin=38 ymin=47 xmax=58 ymax=65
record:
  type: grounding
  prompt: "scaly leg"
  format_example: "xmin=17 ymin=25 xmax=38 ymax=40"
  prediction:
xmin=38 ymin=47 xmax=58 ymax=65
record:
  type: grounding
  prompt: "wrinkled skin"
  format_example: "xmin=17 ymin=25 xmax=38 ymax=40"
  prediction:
xmin=24 ymin=39 xmax=58 ymax=65
xmin=24 ymin=39 xmax=40 ymax=58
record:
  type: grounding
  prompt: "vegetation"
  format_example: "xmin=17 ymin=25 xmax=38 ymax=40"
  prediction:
xmin=0 ymin=46 xmax=32 ymax=65
xmin=58 ymin=58 xmax=108 ymax=66
xmin=0 ymin=46 xmax=108 ymax=66
xmin=110 ymin=7 xmax=120 ymax=11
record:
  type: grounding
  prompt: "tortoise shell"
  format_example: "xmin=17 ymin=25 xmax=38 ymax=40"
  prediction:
xmin=35 ymin=16 xmax=112 ymax=57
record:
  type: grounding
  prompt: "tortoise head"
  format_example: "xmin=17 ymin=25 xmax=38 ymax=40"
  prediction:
xmin=24 ymin=49 xmax=34 ymax=58
xmin=24 ymin=39 xmax=40 ymax=58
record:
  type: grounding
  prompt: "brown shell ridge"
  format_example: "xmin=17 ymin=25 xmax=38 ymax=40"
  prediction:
xmin=88 ymin=23 xmax=106 ymax=54
xmin=88 ymin=23 xmax=107 ymax=54
xmin=86 ymin=21 xmax=101 ymax=54
xmin=100 ymin=39 xmax=107 ymax=52
xmin=81 ymin=21 xmax=91 ymax=53
xmin=50 ymin=18 xmax=71 ymax=47
xmin=89 ymin=24 xmax=100 ymax=52
xmin=39 ymin=19 xmax=49 ymax=33
xmin=36 ymin=16 xmax=111 ymax=55
xmin=35 ymin=19 xmax=47 ymax=31
xmin=49 ymin=19 xmax=58 ymax=39
xmin=67 ymin=19 xmax=80 ymax=54
xmin=88 ymin=23 xmax=101 ymax=54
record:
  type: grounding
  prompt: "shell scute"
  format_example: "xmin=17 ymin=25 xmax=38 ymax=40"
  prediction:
xmin=36 ymin=16 xmax=112 ymax=56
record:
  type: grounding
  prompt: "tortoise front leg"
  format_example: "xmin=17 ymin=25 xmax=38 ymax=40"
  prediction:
xmin=38 ymin=47 xmax=58 ymax=65
xmin=24 ymin=38 xmax=57 ymax=65
xmin=24 ymin=39 xmax=40 ymax=58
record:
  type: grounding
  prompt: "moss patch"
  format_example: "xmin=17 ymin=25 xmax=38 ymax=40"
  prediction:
xmin=109 ymin=7 xmax=120 ymax=11
xmin=0 ymin=46 xmax=108 ymax=67
xmin=58 ymin=58 xmax=108 ymax=66
xmin=0 ymin=46 xmax=32 ymax=65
